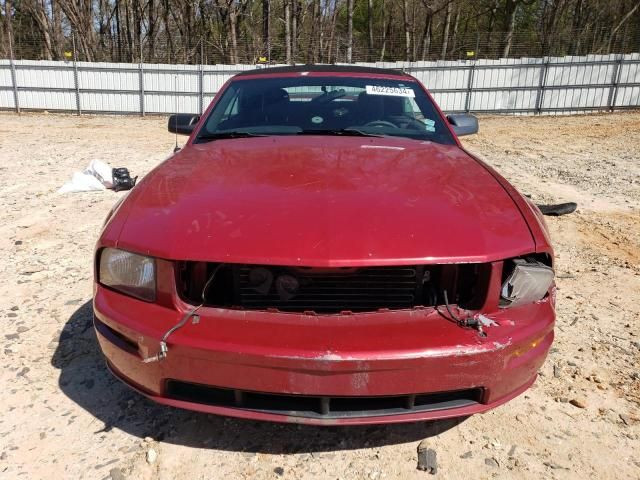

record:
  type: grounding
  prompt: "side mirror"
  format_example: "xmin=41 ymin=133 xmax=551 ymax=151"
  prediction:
xmin=447 ymin=114 xmax=479 ymax=136
xmin=168 ymin=114 xmax=200 ymax=135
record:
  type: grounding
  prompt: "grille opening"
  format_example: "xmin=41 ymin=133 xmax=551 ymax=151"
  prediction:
xmin=165 ymin=380 xmax=483 ymax=419
xmin=177 ymin=262 xmax=490 ymax=314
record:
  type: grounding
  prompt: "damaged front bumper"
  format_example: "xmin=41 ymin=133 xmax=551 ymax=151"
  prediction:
xmin=93 ymin=285 xmax=554 ymax=425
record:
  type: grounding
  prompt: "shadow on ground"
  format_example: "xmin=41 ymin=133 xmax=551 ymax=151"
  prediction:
xmin=52 ymin=301 xmax=464 ymax=453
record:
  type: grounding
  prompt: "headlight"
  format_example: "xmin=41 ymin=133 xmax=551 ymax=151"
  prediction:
xmin=500 ymin=258 xmax=554 ymax=308
xmin=99 ymin=248 xmax=156 ymax=301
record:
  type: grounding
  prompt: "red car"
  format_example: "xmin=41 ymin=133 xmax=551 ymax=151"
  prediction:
xmin=94 ymin=65 xmax=555 ymax=425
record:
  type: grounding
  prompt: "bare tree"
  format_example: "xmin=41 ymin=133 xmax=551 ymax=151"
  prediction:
xmin=58 ymin=0 xmax=97 ymax=60
xmin=402 ymin=0 xmax=411 ymax=60
xmin=346 ymin=0 xmax=353 ymax=62
xmin=262 ymin=0 xmax=270 ymax=59
xmin=441 ymin=0 xmax=453 ymax=59
xmin=607 ymin=1 xmax=640 ymax=53
xmin=4 ymin=0 xmax=640 ymax=65
xmin=22 ymin=0 xmax=54 ymax=59
xmin=3 ymin=0 xmax=14 ymax=56
xmin=450 ymin=3 xmax=460 ymax=57
xmin=284 ymin=0 xmax=291 ymax=63
xmin=502 ymin=0 xmax=519 ymax=58
xmin=292 ymin=0 xmax=298 ymax=62
xmin=307 ymin=0 xmax=319 ymax=62
xmin=367 ymin=0 xmax=374 ymax=60
xmin=379 ymin=0 xmax=388 ymax=61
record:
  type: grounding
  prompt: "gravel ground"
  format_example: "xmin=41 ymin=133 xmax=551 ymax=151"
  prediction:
xmin=0 ymin=111 xmax=639 ymax=480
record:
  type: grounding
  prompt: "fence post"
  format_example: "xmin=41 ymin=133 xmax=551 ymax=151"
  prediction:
xmin=464 ymin=61 xmax=476 ymax=113
xmin=8 ymin=32 xmax=20 ymax=114
xmin=139 ymin=43 xmax=145 ymax=116
xmin=535 ymin=58 xmax=549 ymax=114
xmin=71 ymin=34 xmax=81 ymax=115
xmin=607 ymin=54 xmax=624 ymax=112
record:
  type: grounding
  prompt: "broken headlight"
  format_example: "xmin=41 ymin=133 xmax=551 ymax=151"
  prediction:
xmin=500 ymin=258 xmax=554 ymax=308
xmin=99 ymin=248 xmax=156 ymax=301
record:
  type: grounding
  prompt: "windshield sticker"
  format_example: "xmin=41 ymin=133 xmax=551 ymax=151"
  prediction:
xmin=365 ymin=85 xmax=415 ymax=98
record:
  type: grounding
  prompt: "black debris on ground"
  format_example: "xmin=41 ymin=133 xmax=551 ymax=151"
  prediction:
xmin=536 ymin=202 xmax=578 ymax=216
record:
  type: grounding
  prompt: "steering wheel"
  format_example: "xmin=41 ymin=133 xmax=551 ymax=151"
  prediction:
xmin=363 ymin=120 xmax=399 ymax=129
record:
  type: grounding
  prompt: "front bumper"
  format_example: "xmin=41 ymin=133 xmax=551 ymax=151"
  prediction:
xmin=94 ymin=285 xmax=554 ymax=425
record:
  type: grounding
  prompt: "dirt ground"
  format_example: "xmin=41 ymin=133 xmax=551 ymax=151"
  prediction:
xmin=0 ymin=111 xmax=639 ymax=480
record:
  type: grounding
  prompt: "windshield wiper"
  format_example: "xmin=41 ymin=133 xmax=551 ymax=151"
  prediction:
xmin=196 ymin=131 xmax=268 ymax=142
xmin=298 ymin=128 xmax=384 ymax=138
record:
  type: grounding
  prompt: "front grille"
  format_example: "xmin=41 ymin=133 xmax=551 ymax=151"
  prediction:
xmin=165 ymin=380 xmax=483 ymax=419
xmin=238 ymin=265 xmax=419 ymax=312
xmin=178 ymin=262 xmax=490 ymax=314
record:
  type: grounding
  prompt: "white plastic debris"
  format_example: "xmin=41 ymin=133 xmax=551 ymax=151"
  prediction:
xmin=58 ymin=172 xmax=106 ymax=193
xmin=86 ymin=159 xmax=114 ymax=188
xmin=58 ymin=159 xmax=114 ymax=193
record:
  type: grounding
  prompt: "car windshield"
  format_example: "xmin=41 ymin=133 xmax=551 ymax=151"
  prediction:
xmin=197 ymin=76 xmax=455 ymax=145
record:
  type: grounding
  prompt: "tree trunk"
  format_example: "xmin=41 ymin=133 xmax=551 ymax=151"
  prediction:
xmin=262 ymin=0 xmax=270 ymax=61
xmin=184 ymin=0 xmax=194 ymax=62
xmin=148 ymin=0 xmax=156 ymax=62
xmin=229 ymin=8 xmax=238 ymax=63
xmin=502 ymin=0 xmax=517 ymax=58
xmin=486 ymin=0 xmax=499 ymax=57
xmin=52 ymin=0 xmax=64 ymax=59
xmin=420 ymin=11 xmax=432 ymax=60
xmin=367 ymin=0 xmax=374 ymax=61
xmin=292 ymin=0 xmax=297 ymax=63
xmin=450 ymin=5 xmax=460 ymax=58
xmin=441 ymin=0 xmax=453 ymax=59
xmin=162 ymin=0 xmax=173 ymax=62
xmin=346 ymin=0 xmax=353 ymax=62
xmin=411 ymin=0 xmax=418 ymax=60
xmin=307 ymin=0 xmax=318 ymax=62
xmin=570 ymin=0 xmax=583 ymax=55
xmin=402 ymin=0 xmax=410 ymax=61
xmin=123 ymin=0 xmax=133 ymax=62
xmin=4 ymin=0 xmax=12 ymax=52
xmin=134 ymin=0 xmax=143 ymax=61
xmin=115 ymin=0 xmax=122 ymax=61
xmin=284 ymin=0 xmax=291 ymax=64
xmin=327 ymin=0 xmax=338 ymax=62
xmin=314 ymin=0 xmax=326 ymax=62
xmin=379 ymin=0 xmax=391 ymax=61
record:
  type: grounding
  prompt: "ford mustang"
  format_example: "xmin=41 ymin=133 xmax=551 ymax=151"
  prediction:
xmin=93 ymin=65 xmax=555 ymax=425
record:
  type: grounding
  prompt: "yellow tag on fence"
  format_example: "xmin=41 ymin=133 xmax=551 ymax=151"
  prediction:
xmin=64 ymin=51 xmax=73 ymax=59
xmin=466 ymin=51 xmax=475 ymax=58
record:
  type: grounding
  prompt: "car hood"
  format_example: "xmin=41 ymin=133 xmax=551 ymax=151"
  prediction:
xmin=113 ymin=135 xmax=534 ymax=266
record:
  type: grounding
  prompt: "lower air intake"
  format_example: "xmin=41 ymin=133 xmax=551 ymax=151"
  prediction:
xmin=165 ymin=380 xmax=483 ymax=419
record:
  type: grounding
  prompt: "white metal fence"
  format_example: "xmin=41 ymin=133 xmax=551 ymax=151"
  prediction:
xmin=1 ymin=53 xmax=639 ymax=115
